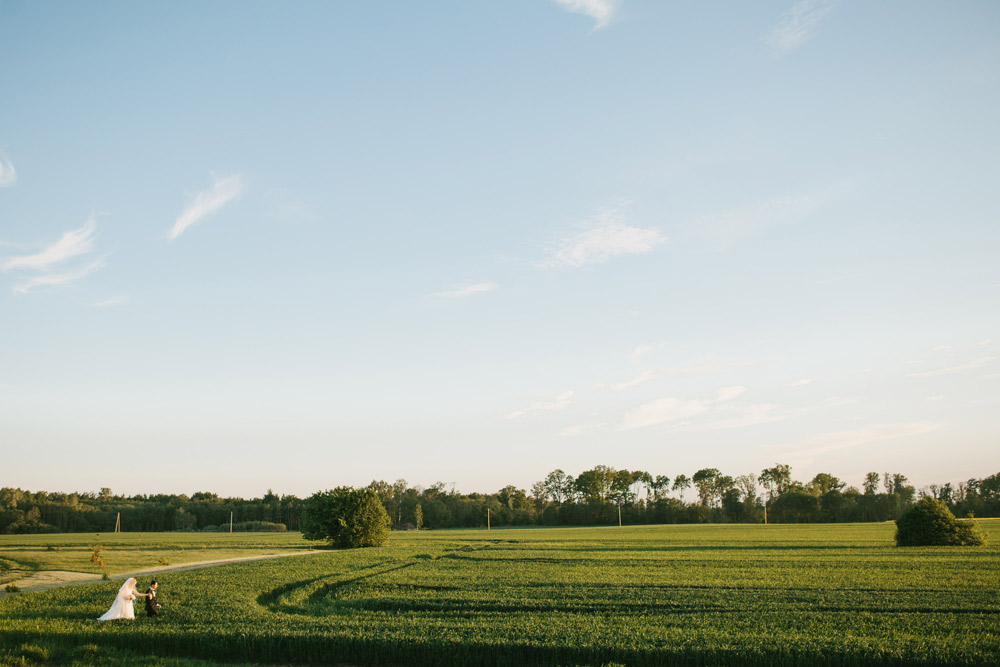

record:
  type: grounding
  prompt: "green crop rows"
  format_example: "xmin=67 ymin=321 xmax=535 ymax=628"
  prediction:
xmin=2 ymin=522 xmax=998 ymax=666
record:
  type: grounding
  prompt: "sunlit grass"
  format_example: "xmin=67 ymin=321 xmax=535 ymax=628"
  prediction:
xmin=2 ymin=522 xmax=998 ymax=666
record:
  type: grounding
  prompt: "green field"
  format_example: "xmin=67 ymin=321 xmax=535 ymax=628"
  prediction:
xmin=0 ymin=532 xmax=315 ymax=585
xmin=2 ymin=522 xmax=999 ymax=666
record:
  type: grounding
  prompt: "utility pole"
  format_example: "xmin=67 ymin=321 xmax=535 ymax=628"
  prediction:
xmin=114 ymin=512 xmax=120 ymax=533
xmin=618 ymin=505 xmax=622 ymax=527
xmin=229 ymin=511 xmax=234 ymax=534
xmin=763 ymin=501 xmax=767 ymax=525
xmin=487 ymin=508 xmax=491 ymax=531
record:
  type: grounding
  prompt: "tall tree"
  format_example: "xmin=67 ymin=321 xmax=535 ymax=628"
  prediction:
xmin=672 ymin=474 xmax=691 ymax=502
xmin=863 ymin=472 xmax=880 ymax=495
xmin=692 ymin=468 xmax=721 ymax=507
xmin=810 ymin=473 xmax=845 ymax=495
xmin=735 ymin=473 xmax=758 ymax=504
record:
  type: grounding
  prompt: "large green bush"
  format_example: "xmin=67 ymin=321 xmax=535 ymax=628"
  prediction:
xmin=895 ymin=497 xmax=986 ymax=546
xmin=301 ymin=487 xmax=391 ymax=548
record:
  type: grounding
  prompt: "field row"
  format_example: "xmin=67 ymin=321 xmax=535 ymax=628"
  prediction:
xmin=1 ymin=522 xmax=999 ymax=666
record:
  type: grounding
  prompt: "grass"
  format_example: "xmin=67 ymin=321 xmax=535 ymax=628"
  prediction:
xmin=0 ymin=532 xmax=315 ymax=584
xmin=1 ymin=522 xmax=999 ymax=666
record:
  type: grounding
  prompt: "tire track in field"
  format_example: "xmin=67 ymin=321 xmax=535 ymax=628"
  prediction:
xmin=0 ymin=549 xmax=330 ymax=598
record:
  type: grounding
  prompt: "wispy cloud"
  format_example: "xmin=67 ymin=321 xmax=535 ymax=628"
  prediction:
xmin=552 ymin=0 xmax=620 ymax=31
xmin=2 ymin=215 xmax=107 ymax=294
xmin=766 ymin=0 xmax=838 ymax=56
xmin=788 ymin=378 xmax=813 ymax=387
xmin=906 ymin=356 xmax=998 ymax=378
xmin=559 ymin=422 xmax=607 ymax=437
xmin=546 ymin=204 xmax=666 ymax=268
xmin=692 ymin=182 xmax=852 ymax=244
xmin=0 ymin=154 xmax=16 ymax=186
xmin=507 ymin=390 xmax=574 ymax=420
xmin=12 ymin=256 xmax=107 ymax=294
xmin=784 ymin=422 xmax=943 ymax=459
xmin=630 ymin=343 xmax=662 ymax=362
xmin=434 ymin=282 xmax=498 ymax=299
xmin=622 ymin=386 xmax=745 ymax=430
xmin=92 ymin=295 xmax=131 ymax=308
xmin=169 ymin=173 xmax=244 ymax=240
xmin=601 ymin=356 xmax=757 ymax=393
xmin=681 ymin=403 xmax=786 ymax=432
xmin=1 ymin=216 xmax=97 ymax=271
xmin=610 ymin=369 xmax=655 ymax=392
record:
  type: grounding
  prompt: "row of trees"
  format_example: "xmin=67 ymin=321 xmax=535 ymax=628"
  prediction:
xmin=0 ymin=488 xmax=301 ymax=534
xmin=2 ymin=466 xmax=998 ymax=534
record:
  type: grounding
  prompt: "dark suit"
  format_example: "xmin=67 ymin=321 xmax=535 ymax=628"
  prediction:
xmin=145 ymin=588 xmax=159 ymax=617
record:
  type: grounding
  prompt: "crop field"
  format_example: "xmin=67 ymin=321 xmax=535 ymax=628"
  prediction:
xmin=2 ymin=522 xmax=999 ymax=666
xmin=0 ymin=532 xmax=315 ymax=585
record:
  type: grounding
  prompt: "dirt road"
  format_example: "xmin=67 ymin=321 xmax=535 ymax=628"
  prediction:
xmin=0 ymin=550 xmax=328 ymax=599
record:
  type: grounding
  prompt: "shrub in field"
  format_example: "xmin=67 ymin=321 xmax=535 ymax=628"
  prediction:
xmin=895 ymin=497 xmax=987 ymax=546
xmin=302 ymin=487 xmax=391 ymax=548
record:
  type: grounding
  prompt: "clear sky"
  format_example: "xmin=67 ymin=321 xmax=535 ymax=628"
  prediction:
xmin=2 ymin=0 xmax=998 ymax=498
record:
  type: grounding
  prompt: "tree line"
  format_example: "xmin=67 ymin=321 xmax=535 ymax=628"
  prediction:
xmin=2 ymin=465 xmax=998 ymax=534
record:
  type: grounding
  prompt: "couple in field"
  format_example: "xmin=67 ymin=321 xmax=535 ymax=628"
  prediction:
xmin=97 ymin=578 xmax=161 ymax=621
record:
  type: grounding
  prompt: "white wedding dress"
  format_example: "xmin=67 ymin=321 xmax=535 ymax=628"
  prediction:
xmin=97 ymin=578 xmax=138 ymax=621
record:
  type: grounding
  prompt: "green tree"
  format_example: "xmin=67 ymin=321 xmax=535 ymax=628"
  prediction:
xmin=810 ymin=473 xmax=845 ymax=495
xmin=895 ymin=497 xmax=986 ymax=547
xmin=672 ymin=474 xmax=691 ymax=502
xmin=760 ymin=464 xmax=792 ymax=500
xmin=863 ymin=472 xmax=880 ymax=495
xmin=302 ymin=487 xmax=391 ymax=548
xmin=692 ymin=468 xmax=721 ymax=507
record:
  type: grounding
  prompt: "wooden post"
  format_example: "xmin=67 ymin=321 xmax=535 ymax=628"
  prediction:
xmin=763 ymin=501 xmax=767 ymax=525
xmin=618 ymin=505 xmax=622 ymax=527
xmin=487 ymin=508 xmax=491 ymax=531
xmin=115 ymin=512 xmax=120 ymax=533
xmin=229 ymin=511 xmax=233 ymax=534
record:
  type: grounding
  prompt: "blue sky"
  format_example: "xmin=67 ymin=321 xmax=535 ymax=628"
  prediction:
xmin=2 ymin=0 xmax=998 ymax=497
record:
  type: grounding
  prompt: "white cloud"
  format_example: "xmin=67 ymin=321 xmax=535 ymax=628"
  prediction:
xmin=12 ymin=256 xmax=107 ymax=294
xmin=600 ymin=356 xmax=756 ymax=393
xmin=507 ymin=390 xmax=574 ymax=420
xmin=766 ymin=0 xmax=838 ymax=56
xmin=559 ymin=422 xmax=606 ymax=437
xmin=692 ymin=183 xmax=852 ymax=244
xmin=610 ymin=369 xmax=655 ymax=392
xmin=552 ymin=0 xmax=620 ymax=31
xmin=788 ymin=378 xmax=813 ymax=387
xmin=622 ymin=397 xmax=710 ymax=430
xmin=169 ymin=173 xmax=244 ymax=240
xmin=2 ymin=215 xmax=108 ymax=294
xmin=547 ymin=204 xmax=666 ymax=268
xmin=0 ymin=154 xmax=16 ymax=186
xmin=784 ymin=422 xmax=943 ymax=459
xmin=630 ymin=343 xmax=660 ymax=362
xmin=714 ymin=385 xmax=747 ymax=402
xmin=92 ymin=295 xmax=131 ymax=308
xmin=925 ymin=395 xmax=945 ymax=402
xmin=906 ymin=356 xmax=998 ymax=378
xmin=682 ymin=403 xmax=785 ymax=431
xmin=434 ymin=282 xmax=498 ymax=299
xmin=2 ymin=216 xmax=97 ymax=272
xmin=932 ymin=345 xmax=952 ymax=352
xmin=622 ymin=385 xmax=745 ymax=430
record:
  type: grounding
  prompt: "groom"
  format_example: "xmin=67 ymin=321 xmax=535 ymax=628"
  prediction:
xmin=145 ymin=580 xmax=161 ymax=617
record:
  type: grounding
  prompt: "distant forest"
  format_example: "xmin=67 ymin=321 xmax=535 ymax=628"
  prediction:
xmin=2 ymin=465 xmax=999 ymax=534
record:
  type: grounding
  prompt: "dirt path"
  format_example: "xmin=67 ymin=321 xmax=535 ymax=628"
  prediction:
xmin=0 ymin=550 xmax=329 ymax=599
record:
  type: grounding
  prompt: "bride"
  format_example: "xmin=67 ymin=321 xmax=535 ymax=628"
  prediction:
xmin=97 ymin=577 xmax=149 ymax=621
